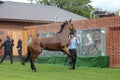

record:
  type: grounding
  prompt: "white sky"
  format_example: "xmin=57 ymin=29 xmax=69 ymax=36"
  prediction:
xmin=90 ymin=0 xmax=120 ymax=11
xmin=2 ymin=0 xmax=120 ymax=12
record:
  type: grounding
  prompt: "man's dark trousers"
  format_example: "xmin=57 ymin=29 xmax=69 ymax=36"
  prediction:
xmin=0 ymin=51 xmax=13 ymax=64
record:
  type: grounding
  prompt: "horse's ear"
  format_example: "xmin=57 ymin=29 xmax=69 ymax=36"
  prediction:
xmin=69 ymin=19 xmax=72 ymax=22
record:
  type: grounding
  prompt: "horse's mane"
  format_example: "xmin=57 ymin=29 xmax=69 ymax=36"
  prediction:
xmin=57 ymin=21 xmax=67 ymax=33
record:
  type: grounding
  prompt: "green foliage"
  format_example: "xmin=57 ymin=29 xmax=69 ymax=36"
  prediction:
xmin=0 ymin=61 xmax=120 ymax=80
xmin=35 ymin=0 xmax=94 ymax=18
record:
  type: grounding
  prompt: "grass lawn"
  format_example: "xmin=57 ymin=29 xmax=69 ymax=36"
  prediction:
xmin=0 ymin=61 xmax=120 ymax=80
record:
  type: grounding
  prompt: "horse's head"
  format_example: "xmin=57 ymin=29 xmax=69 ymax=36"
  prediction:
xmin=57 ymin=20 xmax=75 ymax=33
xmin=67 ymin=19 xmax=75 ymax=32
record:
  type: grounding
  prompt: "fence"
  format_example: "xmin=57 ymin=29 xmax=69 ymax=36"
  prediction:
xmin=38 ymin=28 xmax=106 ymax=57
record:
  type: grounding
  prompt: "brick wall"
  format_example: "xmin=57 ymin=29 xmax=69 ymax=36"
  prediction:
xmin=36 ymin=16 xmax=120 ymax=67
xmin=36 ymin=23 xmax=61 ymax=33
xmin=0 ymin=21 xmax=42 ymax=29
xmin=73 ymin=16 xmax=120 ymax=67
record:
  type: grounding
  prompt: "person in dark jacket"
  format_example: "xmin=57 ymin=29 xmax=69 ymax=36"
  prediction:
xmin=0 ymin=35 xmax=13 ymax=64
xmin=0 ymin=38 xmax=2 ymax=53
xmin=0 ymin=38 xmax=2 ymax=42
xmin=11 ymin=38 xmax=14 ymax=55
xmin=16 ymin=36 xmax=22 ymax=61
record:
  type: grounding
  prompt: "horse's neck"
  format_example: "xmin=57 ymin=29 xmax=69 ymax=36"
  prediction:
xmin=59 ymin=25 xmax=70 ymax=39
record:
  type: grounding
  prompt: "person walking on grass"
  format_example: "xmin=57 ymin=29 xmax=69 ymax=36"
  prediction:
xmin=68 ymin=31 xmax=80 ymax=70
xmin=0 ymin=35 xmax=14 ymax=64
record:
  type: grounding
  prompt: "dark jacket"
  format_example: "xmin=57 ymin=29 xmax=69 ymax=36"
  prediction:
xmin=11 ymin=39 xmax=14 ymax=51
xmin=17 ymin=39 xmax=22 ymax=50
xmin=0 ymin=39 xmax=12 ymax=52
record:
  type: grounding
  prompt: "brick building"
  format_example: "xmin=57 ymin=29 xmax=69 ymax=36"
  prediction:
xmin=35 ymin=16 xmax=120 ymax=67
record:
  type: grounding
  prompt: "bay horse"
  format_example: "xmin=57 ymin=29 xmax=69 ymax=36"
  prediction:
xmin=22 ymin=20 xmax=75 ymax=72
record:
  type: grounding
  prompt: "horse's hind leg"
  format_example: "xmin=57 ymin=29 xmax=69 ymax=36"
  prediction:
xmin=22 ymin=52 xmax=31 ymax=65
xmin=21 ymin=47 xmax=31 ymax=65
xmin=30 ymin=59 xmax=37 ymax=72
xmin=30 ymin=52 xmax=41 ymax=72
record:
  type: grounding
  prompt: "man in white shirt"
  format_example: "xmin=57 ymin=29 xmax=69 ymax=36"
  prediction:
xmin=68 ymin=32 xmax=79 ymax=70
xmin=28 ymin=35 xmax=32 ymax=45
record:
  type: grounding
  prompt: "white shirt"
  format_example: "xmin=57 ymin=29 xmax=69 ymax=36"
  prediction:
xmin=28 ymin=37 xmax=32 ymax=45
xmin=68 ymin=37 xmax=79 ymax=49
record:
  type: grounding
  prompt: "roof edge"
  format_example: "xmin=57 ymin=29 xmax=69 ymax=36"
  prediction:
xmin=0 ymin=18 xmax=54 ymax=24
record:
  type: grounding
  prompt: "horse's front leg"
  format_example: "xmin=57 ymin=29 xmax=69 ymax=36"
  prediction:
xmin=30 ymin=59 xmax=36 ymax=72
xmin=62 ymin=47 xmax=71 ymax=56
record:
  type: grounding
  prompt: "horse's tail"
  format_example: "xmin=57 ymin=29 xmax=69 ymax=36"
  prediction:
xmin=21 ymin=46 xmax=31 ymax=65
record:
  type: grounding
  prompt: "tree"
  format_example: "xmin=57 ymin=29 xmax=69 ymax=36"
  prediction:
xmin=28 ymin=0 xmax=94 ymax=18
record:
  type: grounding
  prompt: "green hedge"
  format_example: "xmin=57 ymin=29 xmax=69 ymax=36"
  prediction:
xmin=37 ymin=56 xmax=110 ymax=68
